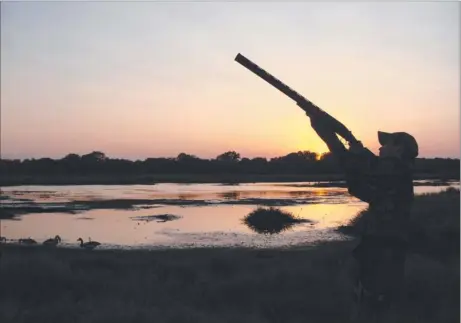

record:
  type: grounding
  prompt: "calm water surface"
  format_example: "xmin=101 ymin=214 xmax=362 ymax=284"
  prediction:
xmin=1 ymin=181 xmax=458 ymax=249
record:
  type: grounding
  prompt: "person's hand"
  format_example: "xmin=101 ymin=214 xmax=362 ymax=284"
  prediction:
xmin=349 ymin=141 xmax=364 ymax=155
xmin=309 ymin=115 xmax=322 ymax=131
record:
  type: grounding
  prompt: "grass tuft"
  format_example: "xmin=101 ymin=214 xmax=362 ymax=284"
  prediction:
xmin=242 ymin=207 xmax=311 ymax=234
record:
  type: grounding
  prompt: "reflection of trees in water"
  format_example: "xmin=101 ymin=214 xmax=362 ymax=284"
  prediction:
xmin=311 ymin=188 xmax=332 ymax=197
xmin=131 ymin=214 xmax=181 ymax=223
xmin=242 ymin=207 xmax=310 ymax=235
xmin=177 ymin=194 xmax=200 ymax=200
xmin=216 ymin=189 xmax=346 ymax=203
xmin=246 ymin=220 xmax=296 ymax=235
xmin=288 ymin=191 xmax=312 ymax=198
xmin=288 ymin=189 xmax=345 ymax=199
xmin=220 ymin=190 xmax=300 ymax=200
xmin=218 ymin=191 xmax=290 ymax=200
xmin=218 ymin=191 xmax=241 ymax=200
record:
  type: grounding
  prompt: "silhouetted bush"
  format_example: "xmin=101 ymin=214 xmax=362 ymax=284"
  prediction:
xmin=243 ymin=207 xmax=311 ymax=234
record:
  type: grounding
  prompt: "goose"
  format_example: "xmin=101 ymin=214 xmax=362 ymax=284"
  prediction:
xmin=77 ymin=237 xmax=101 ymax=250
xmin=43 ymin=235 xmax=61 ymax=246
xmin=19 ymin=237 xmax=37 ymax=245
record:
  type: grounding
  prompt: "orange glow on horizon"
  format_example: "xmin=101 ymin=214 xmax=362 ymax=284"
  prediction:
xmin=1 ymin=2 xmax=459 ymax=160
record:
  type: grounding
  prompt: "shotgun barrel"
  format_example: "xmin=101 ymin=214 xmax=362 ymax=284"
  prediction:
xmin=234 ymin=53 xmax=360 ymax=146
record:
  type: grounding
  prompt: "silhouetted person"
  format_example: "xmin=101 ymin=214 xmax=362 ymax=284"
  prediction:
xmin=307 ymin=111 xmax=418 ymax=320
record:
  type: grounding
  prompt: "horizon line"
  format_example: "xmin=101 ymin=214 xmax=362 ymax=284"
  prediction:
xmin=1 ymin=151 xmax=460 ymax=162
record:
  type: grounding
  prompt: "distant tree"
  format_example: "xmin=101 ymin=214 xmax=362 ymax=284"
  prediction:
xmin=252 ymin=157 xmax=268 ymax=163
xmin=239 ymin=157 xmax=269 ymax=174
xmin=176 ymin=153 xmax=199 ymax=162
xmin=81 ymin=151 xmax=107 ymax=163
xmin=319 ymin=152 xmax=334 ymax=162
xmin=274 ymin=151 xmax=317 ymax=163
xmin=216 ymin=151 xmax=241 ymax=163
xmin=175 ymin=153 xmax=208 ymax=173
xmin=0 ymin=149 xmax=459 ymax=180
xmin=62 ymin=153 xmax=81 ymax=162
xmin=296 ymin=151 xmax=317 ymax=162
xmin=0 ymin=159 xmax=21 ymax=175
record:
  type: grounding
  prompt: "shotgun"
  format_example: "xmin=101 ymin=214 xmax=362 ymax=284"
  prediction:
xmin=234 ymin=53 xmax=362 ymax=148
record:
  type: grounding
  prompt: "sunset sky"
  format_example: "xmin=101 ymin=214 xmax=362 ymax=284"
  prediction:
xmin=1 ymin=1 xmax=459 ymax=160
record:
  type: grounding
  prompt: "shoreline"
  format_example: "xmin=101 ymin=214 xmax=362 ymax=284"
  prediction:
xmin=0 ymin=172 xmax=458 ymax=186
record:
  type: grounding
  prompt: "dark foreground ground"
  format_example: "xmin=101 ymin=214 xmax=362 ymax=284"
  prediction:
xmin=0 ymin=242 xmax=459 ymax=323
xmin=0 ymin=189 xmax=459 ymax=323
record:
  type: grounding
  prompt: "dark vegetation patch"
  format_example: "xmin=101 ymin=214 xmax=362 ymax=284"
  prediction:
xmin=242 ymin=207 xmax=313 ymax=234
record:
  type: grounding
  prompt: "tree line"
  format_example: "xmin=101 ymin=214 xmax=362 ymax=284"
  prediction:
xmin=0 ymin=150 xmax=459 ymax=177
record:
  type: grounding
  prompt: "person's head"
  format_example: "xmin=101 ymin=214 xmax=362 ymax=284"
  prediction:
xmin=378 ymin=131 xmax=419 ymax=162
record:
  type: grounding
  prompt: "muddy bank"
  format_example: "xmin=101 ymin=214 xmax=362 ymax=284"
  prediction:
xmin=131 ymin=214 xmax=182 ymax=223
xmin=0 ymin=197 xmax=326 ymax=218
xmin=277 ymin=179 xmax=459 ymax=188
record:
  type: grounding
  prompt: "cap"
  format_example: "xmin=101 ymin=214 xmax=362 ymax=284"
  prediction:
xmin=378 ymin=131 xmax=419 ymax=159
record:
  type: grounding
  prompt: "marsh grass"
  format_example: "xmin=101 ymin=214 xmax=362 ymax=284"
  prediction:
xmin=242 ymin=207 xmax=312 ymax=234
xmin=131 ymin=214 xmax=182 ymax=223
xmin=0 ymin=240 xmax=458 ymax=323
xmin=338 ymin=187 xmax=460 ymax=259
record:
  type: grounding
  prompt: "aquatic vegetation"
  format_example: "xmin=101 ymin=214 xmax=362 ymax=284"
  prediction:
xmin=131 ymin=214 xmax=182 ymax=223
xmin=242 ymin=207 xmax=312 ymax=234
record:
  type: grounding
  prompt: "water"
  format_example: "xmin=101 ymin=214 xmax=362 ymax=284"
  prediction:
xmin=1 ymin=181 xmax=458 ymax=249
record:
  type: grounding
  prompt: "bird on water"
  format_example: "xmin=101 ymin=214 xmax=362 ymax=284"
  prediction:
xmin=43 ymin=235 xmax=62 ymax=247
xmin=19 ymin=238 xmax=37 ymax=245
xmin=77 ymin=237 xmax=101 ymax=250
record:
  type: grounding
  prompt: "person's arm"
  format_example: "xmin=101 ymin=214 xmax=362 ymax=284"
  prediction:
xmin=344 ymin=151 xmax=380 ymax=203
xmin=309 ymin=115 xmax=348 ymax=161
xmin=309 ymin=113 xmax=383 ymax=203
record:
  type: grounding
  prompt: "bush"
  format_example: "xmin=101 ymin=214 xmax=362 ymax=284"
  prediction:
xmin=242 ymin=207 xmax=311 ymax=234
